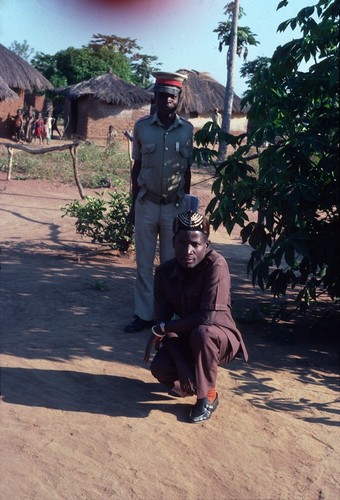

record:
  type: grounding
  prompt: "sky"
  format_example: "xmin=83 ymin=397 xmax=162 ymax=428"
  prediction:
xmin=0 ymin=0 xmax=315 ymax=96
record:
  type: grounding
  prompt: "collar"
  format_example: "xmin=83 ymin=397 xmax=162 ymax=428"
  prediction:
xmin=151 ymin=112 xmax=182 ymax=131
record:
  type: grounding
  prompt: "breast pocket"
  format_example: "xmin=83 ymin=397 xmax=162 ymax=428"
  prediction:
xmin=175 ymin=145 xmax=190 ymax=172
xmin=141 ymin=143 xmax=156 ymax=169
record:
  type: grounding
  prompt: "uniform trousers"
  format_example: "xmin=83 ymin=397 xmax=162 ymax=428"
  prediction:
xmin=134 ymin=196 xmax=186 ymax=321
xmin=150 ymin=324 xmax=241 ymax=399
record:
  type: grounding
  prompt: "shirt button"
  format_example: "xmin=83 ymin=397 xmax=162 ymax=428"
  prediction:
xmin=165 ymin=147 xmax=168 ymax=150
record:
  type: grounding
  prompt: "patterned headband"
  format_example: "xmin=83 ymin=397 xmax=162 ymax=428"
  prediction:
xmin=173 ymin=211 xmax=210 ymax=236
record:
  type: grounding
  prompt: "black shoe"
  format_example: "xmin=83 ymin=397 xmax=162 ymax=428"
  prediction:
xmin=124 ymin=315 xmax=154 ymax=333
xmin=188 ymin=394 xmax=219 ymax=423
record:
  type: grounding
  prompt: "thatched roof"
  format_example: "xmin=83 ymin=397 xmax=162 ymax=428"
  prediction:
xmin=0 ymin=43 xmax=53 ymax=92
xmin=0 ymin=76 xmax=18 ymax=101
xmin=151 ymin=69 xmax=247 ymax=115
xmin=60 ymin=70 xmax=152 ymax=107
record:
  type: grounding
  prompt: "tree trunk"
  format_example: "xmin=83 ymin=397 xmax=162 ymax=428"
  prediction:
xmin=219 ymin=0 xmax=240 ymax=159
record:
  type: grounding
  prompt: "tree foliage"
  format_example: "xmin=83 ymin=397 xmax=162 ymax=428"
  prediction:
xmin=8 ymin=39 xmax=35 ymax=61
xmin=130 ymin=53 xmax=162 ymax=87
xmin=88 ymin=34 xmax=141 ymax=54
xmin=214 ymin=3 xmax=259 ymax=62
xmin=31 ymin=34 xmax=160 ymax=88
xmin=198 ymin=0 xmax=340 ymax=313
xmin=32 ymin=45 xmax=132 ymax=86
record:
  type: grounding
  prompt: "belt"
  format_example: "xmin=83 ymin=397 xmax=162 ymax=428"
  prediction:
xmin=144 ymin=191 xmax=179 ymax=205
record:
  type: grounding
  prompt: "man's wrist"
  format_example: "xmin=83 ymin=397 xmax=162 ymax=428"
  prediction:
xmin=151 ymin=325 xmax=166 ymax=338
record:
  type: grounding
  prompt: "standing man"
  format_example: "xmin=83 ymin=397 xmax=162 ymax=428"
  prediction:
xmin=125 ymin=72 xmax=194 ymax=333
xmin=212 ymin=107 xmax=222 ymax=127
xmin=144 ymin=211 xmax=248 ymax=423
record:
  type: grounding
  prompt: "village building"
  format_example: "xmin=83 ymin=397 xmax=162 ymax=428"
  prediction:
xmin=0 ymin=43 xmax=53 ymax=139
xmin=174 ymin=69 xmax=248 ymax=134
xmin=58 ymin=70 xmax=152 ymax=142
xmin=57 ymin=68 xmax=247 ymax=143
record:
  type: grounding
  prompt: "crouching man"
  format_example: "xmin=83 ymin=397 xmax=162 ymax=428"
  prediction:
xmin=144 ymin=211 xmax=248 ymax=423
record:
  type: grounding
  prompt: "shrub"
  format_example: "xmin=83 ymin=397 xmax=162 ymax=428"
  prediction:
xmin=62 ymin=183 xmax=134 ymax=253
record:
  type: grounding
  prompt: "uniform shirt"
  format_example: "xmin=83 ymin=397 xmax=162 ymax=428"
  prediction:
xmin=154 ymin=248 xmax=248 ymax=360
xmin=132 ymin=112 xmax=193 ymax=198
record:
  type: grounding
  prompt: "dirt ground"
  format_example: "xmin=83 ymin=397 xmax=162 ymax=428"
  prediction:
xmin=0 ymin=166 xmax=339 ymax=500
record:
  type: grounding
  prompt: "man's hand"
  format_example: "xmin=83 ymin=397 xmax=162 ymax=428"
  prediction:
xmin=144 ymin=334 xmax=162 ymax=362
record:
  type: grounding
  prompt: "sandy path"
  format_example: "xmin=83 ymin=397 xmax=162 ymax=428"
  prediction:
xmin=0 ymin=172 xmax=339 ymax=499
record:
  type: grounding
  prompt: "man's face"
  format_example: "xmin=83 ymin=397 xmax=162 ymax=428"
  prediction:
xmin=174 ymin=230 xmax=210 ymax=270
xmin=155 ymin=91 xmax=180 ymax=114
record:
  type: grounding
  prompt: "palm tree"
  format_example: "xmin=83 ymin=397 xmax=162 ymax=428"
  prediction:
xmin=214 ymin=2 xmax=258 ymax=157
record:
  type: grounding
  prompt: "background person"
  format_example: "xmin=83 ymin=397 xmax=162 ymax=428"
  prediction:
xmin=212 ymin=107 xmax=222 ymax=127
xmin=24 ymin=107 xmax=35 ymax=143
xmin=144 ymin=211 xmax=248 ymax=423
xmin=13 ymin=109 xmax=24 ymax=142
xmin=106 ymin=125 xmax=117 ymax=147
xmin=33 ymin=112 xmax=44 ymax=145
xmin=124 ymin=71 xmax=194 ymax=333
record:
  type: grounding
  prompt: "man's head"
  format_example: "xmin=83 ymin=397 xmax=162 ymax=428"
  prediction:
xmin=172 ymin=211 xmax=210 ymax=270
xmin=152 ymin=71 xmax=187 ymax=115
xmin=152 ymin=71 xmax=187 ymax=96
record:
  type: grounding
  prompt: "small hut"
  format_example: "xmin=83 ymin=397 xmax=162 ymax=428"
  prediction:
xmin=59 ymin=70 xmax=152 ymax=141
xmin=0 ymin=43 xmax=53 ymax=138
xmin=174 ymin=69 xmax=247 ymax=134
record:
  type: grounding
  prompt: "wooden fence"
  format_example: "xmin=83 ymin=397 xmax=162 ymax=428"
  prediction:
xmin=0 ymin=141 xmax=85 ymax=199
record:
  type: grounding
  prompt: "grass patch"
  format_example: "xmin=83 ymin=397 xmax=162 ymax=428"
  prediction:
xmin=0 ymin=142 xmax=131 ymax=188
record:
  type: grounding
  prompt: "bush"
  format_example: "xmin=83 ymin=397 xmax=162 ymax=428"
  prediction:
xmin=62 ymin=183 xmax=134 ymax=253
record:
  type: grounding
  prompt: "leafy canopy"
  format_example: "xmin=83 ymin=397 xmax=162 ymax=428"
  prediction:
xmin=198 ymin=0 xmax=339 ymax=313
xmin=214 ymin=2 xmax=259 ymax=61
xmin=31 ymin=34 xmax=161 ymax=88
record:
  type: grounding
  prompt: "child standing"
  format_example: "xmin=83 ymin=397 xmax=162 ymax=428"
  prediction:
xmin=106 ymin=125 xmax=116 ymax=147
xmin=43 ymin=118 xmax=51 ymax=145
xmin=34 ymin=113 xmax=44 ymax=145
xmin=46 ymin=112 xmax=53 ymax=141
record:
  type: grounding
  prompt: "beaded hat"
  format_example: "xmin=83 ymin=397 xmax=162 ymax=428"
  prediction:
xmin=173 ymin=211 xmax=210 ymax=236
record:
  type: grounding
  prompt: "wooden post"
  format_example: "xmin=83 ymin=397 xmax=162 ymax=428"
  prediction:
xmin=69 ymin=144 xmax=85 ymax=200
xmin=7 ymin=147 xmax=13 ymax=180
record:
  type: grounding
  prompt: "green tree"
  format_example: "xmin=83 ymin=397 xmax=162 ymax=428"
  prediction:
xmin=88 ymin=33 xmax=161 ymax=87
xmin=31 ymin=52 xmax=67 ymax=87
xmin=130 ymin=54 xmax=162 ymax=87
xmin=88 ymin=33 xmax=141 ymax=54
xmin=8 ymin=39 xmax=35 ymax=61
xmin=31 ymin=35 xmax=160 ymax=88
xmin=240 ymin=56 xmax=271 ymax=87
xmin=32 ymin=45 xmax=132 ymax=86
xmin=200 ymin=0 xmax=339 ymax=314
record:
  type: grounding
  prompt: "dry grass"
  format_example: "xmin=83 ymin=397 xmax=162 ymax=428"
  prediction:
xmin=0 ymin=141 xmax=131 ymax=188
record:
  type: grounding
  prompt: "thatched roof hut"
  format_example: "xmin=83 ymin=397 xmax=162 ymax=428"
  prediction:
xmin=175 ymin=69 xmax=246 ymax=116
xmin=0 ymin=43 xmax=54 ymax=138
xmin=59 ymin=70 xmax=152 ymax=140
xmin=148 ymin=69 xmax=248 ymax=134
xmin=0 ymin=76 xmax=17 ymax=101
xmin=63 ymin=70 xmax=152 ymax=107
xmin=0 ymin=43 xmax=53 ymax=93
